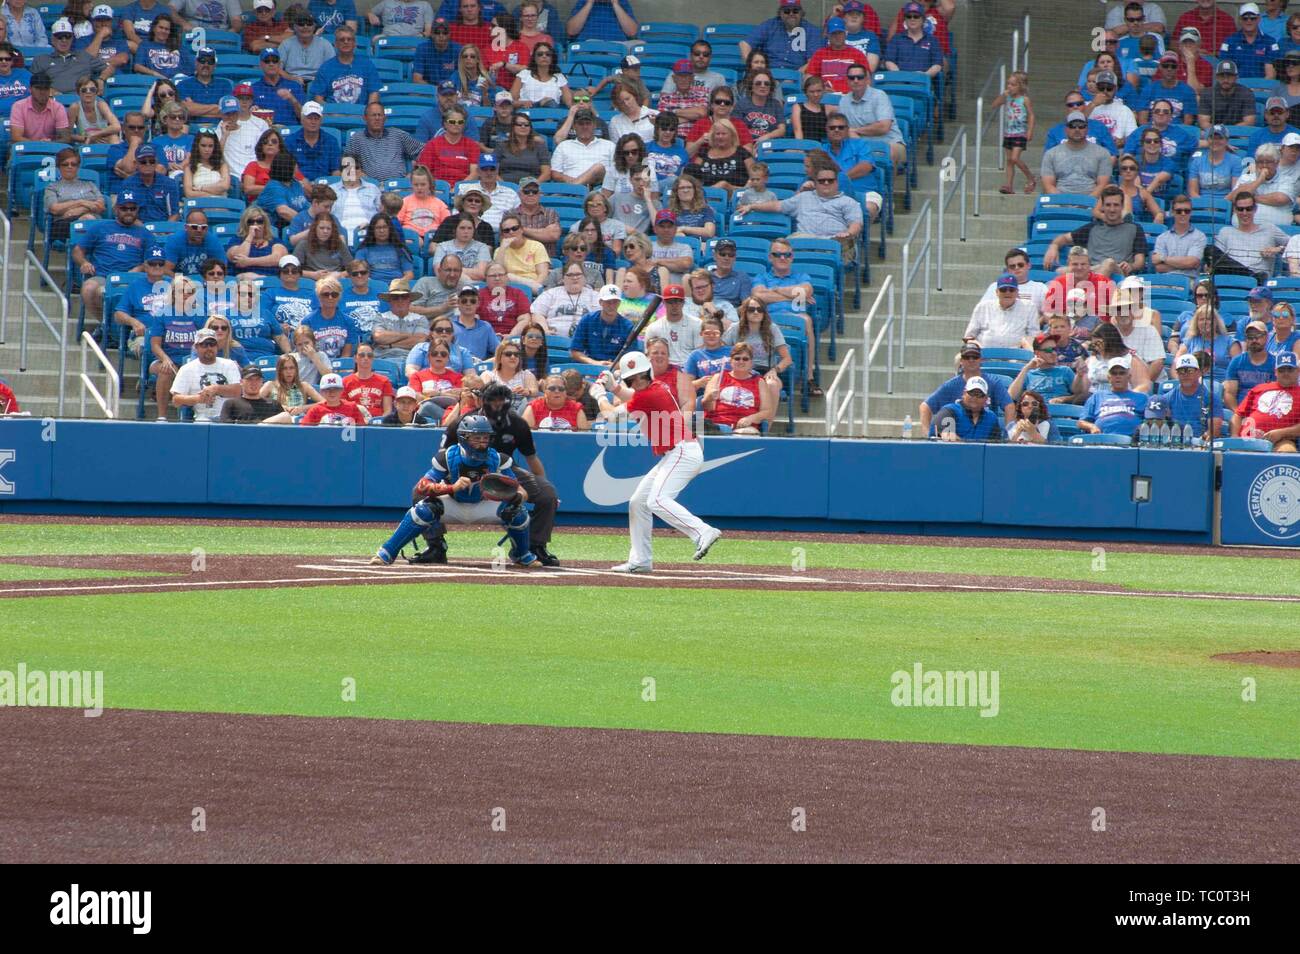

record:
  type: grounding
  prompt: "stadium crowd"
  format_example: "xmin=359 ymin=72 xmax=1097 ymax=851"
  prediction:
xmin=1 ymin=0 xmax=936 ymax=434
xmin=917 ymin=0 xmax=1300 ymax=452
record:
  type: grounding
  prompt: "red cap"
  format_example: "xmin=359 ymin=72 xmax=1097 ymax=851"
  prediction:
xmin=673 ymin=58 xmax=693 ymax=73
xmin=662 ymin=284 xmax=686 ymax=300
xmin=233 ymin=83 xmax=254 ymax=97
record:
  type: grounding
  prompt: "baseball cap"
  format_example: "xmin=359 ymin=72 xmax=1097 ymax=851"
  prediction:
xmin=1247 ymin=319 xmax=1270 ymax=334
xmin=457 ymin=283 xmax=480 ymax=297
xmin=1065 ymin=287 xmax=1088 ymax=304
xmin=50 ymin=18 xmax=73 ymax=34
xmin=396 ymin=386 xmax=420 ymax=401
xmin=195 ymin=328 xmax=218 ymax=343
xmin=1095 ymin=70 xmax=1118 ymax=86
xmin=779 ymin=0 xmax=801 ymax=8
xmin=1217 ymin=59 xmax=1238 ymax=75
xmin=1174 ymin=354 xmax=1200 ymax=371
xmin=598 ymin=284 xmax=622 ymax=302
xmin=478 ymin=153 xmax=498 ymax=168
xmin=1158 ymin=52 xmax=1179 ymax=65
xmin=1107 ymin=355 xmax=1132 ymax=371
xmin=91 ymin=4 xmax=113 ymax=18
xmin=29 ymin=72 xmax=51 ymax=88
xmin=241 ymin=364 xmax=264 ymax=379
xmin=432 ymin=17 xmax=449 ymax=31
xmin=1179 ymin=27 xmax=1200 ymax=43
xmin=135 ymin=144 xmax=156 ymax=159
xmin=319 ymin=373 xmax=344 ymax=390
xmin=621 ymin=54 xmax=641 ymax=68
xmin=1283 ymin=133 xmax=1300 ymax=148
xmin=902 ymin=1 xmax=925 ymax=14
xmin=1248 ymin=285 xmax=1275 ymax=301
xmin=1119 ymin=275 xmax=1145 ymax=291
xmin=1277 ymin=351 xmax=1299 ymax=368
xmin=1066 ymin=110 xmax=1087 ymax=124
xmin=1143 ymin=397 xmax=1169 ymax=420
xmin=673 ymin=58 xmax=693 ymax=73
xmin=519 ymin=176 xmax=540 ymax=189
xmin=1267 ymin=96 xmax=1288 ymax=112
xmin=1033 ymin=333 xmax=1057 ymax=351
xmin=145 ymin=245 xmax=166 ymax=262
xmin=279 ymin=254 xmax=301 ymax=269
xmin=1287 ymin=50 xmax=1300 ymax=63
xmin=301 ymin=101 xmax=324 ymax=117
xmin=959 ymin=341 xmax=982 ymax=357
xmin=843 ymin=0 xmax=866 ymax=11
xmin=196 ymin=47 xmax=217 ymax=62
xmin=494 ymin=90 xmax=513 ymax=104
xmin=116 ymin=190 xmax=139 ymax=206
xmin=662 ymin=284 xmax=686 ymax=300
xmin=1240 ymin=2 xmax=1261 ymax=15
xmin=826 ymin=16 xmax=847 ymax=33
xmin=260 ymin=48 xmax=281 ymax=61
xmin=574 ymin=107 xmax=596 ymax=122
xmin=437 ymin=80 xmax=457 ymax=94
xmin=254 ymin=0 xmax=275 ymax=8
xmin=654 ymin=209 xmax=677 ymax=225
xmin=714 ymin=238 xmax=737 ymax=252
xmin=995 ymin=271 xmax=1018 ymax=291
xmin=219 ymin=96 xmax=239 ymax=114
xmin=234 ymin=83 xmax=255 ymax=97
xmin=964 ymin=376 xmax=989 ymax=394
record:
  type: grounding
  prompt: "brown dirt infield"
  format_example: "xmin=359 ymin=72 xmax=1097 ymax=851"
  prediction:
xmin=1212 ymin=651 xmax=1300 ymax=669
xmin=1 ymin=707 xmax=1295 ymax=863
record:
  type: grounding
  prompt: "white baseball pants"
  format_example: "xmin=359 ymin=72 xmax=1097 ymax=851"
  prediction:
xmin=628 ymin=440 xmax=709 ymax=567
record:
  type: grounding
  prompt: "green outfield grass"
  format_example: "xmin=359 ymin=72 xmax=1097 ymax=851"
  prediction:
xmin=0 ymin=523 xmax=1291 ymax=595
xmin=0 ymin=564 xmax=168 ymax=582
xmin=1 ymin=581 xmax=1297 ymax=760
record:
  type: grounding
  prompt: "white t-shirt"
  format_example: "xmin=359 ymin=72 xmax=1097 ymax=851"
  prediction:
xmin=1090 ymin=101 xmax=1137 ymax=148
xmin=516 ymin=69 xmax=568 ymax=104
xmin=532 ymin=285 xmax=599 ymax=336
xmin=171 ymin=356 xmax=241 ymax=421
xmin=219 ymin=115 xmax=270 ymax=184
xmin=979 ymin=278 xmax=1047 ymax=314
xmin=455 ymin=179 xmax=518 ymax=232
xmin=644 ymin=315 xmax=703 ymax=367
xmin=963 ymin=299 xmax=1040 ymax=350
xmin=609 ymin=108 xmax=658 ymax=144
xmin=1120 ymin=322 xmax=1166 ymax=364
xmin=551 ymin=136 xmax=615 ymax=180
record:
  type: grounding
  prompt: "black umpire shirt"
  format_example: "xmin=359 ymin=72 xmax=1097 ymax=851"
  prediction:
xmin=443 ymin=412 xmax=537 ymax=461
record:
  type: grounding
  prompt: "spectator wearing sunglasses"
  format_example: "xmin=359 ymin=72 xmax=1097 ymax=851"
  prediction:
xmin=1124 ymin=97 xmax=1199 ymax=165
xmin=1219 ymin=3 xmax=1280 ymax=79
xmin=884 ymin=4 xmax=943 ymax=76
xmin=1135 ymin=55 xmax=1198 ymax=125
xmin=1151 ymin=195 xmax=1208 ymax=278
xmin=1088 ymin=70 xmax=1139 ymax=148
xmin=1009 ymin=338 xmax=1077 ymax=406
xmin=740 ymin=2 xmax=824 ymax=73
xmin=1040 ymin=111 xmax=1115 ymax=195
xmin=413 ymin=18 xmax=460 ymax=85
xmin=1006 ymin=389 xmax=1061 ymax=444
xmin=1042 ymin=93 xmax=1119 ymax=156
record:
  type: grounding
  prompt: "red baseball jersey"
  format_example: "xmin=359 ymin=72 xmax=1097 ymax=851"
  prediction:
xmin=527 ymin=396 xmax=583 ymax=430
xmin=342 ymin=372 xmax=394 ymax=419
xmin=1236 ymin=382 xmax=1300 ymax=434
xmin=708 ymin=371 xmax=763 ymax=428
xmin=627 ymin=379 xmax=693 ymax=455
xmin=805 ymin=45 xmax=873 ymax=94
xmin=299 ymin=400 xmax=369 ymax=426
xmin=409 ymin=366 xmax=464 ymax=396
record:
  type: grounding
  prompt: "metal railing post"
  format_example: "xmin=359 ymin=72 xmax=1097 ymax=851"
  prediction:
xmin=1023 ymin=14 xmax=1031 ymax=73
xmin=899 ymin=201 xmax=932 ymax=369
xmin=1011 ymin=28 xmax=1020 ymax=74
xmin=936 ymin=125 xmax=968 ymax=291
xmin=79 ymin=331 xmax=119 ymax=419
xmin=859 ymin=277 xmax=899 ymax=436
xmin=0 ymin=207 xmax=11 ymax=344
xmin=20 ymin=250 xmax=71 ymax=416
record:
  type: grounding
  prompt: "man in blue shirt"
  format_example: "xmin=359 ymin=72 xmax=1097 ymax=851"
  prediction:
xmin=449 ymin=285 xmax=500 ymax=359
xmin=111 ymin=245 xmax=170 ymax=339
xmin=165 ymin=209 xmax=227 ymax=276
xmin=1136 ymin=55 xmax=1198 ymax=124
xmin=1225 ymin=319 xmax=1277 ymax=406
xmin=1219 ymin=4 xmax=1280 ymax=79
xmin=1046 ymin=91 xmax=1120 ymax=156
xmin=932 ymin=376 xmax=1004 ymax=441
xmin=741 ymin=1 xmax=824 ymax=72
xmin=1245 ymin=97 xmax=1300 ymax=154
xmin=1008 ymin=334 xmax=1076 ymax=402
xmin=178 ymin=49 xmax=234 ymax=120
xmin=261 ymin=255 xmax=318 ymax=332
xmin=120 ymin=144 xmax=180 ymax=222
xmin=705 ymin=239 xmax=753 ymax=307
xmin=826 ymin=115 xmax=881 ymax=195
xmin=413 ymin=19 xmax=460 ymax=85
xmin=566 ymin=0 xmax=637 ymax=44
xmin=309 ymin=24 xmax=379 ymax=105
xmin=72 ymin=189 xmax=151 ymax=324
xmin=570 ymin=284 xmax=637 ymax=366
xmin=415 ymin=81 xmax=481 ymax=141
xmin=1079 ymin=357 xmax=1149 ymax=436
xmin=252 ymin=48 xmax=303 ymax=126
xmin=884 ymin=2 xmax=944 ymax=75
xmin=1165 ymin=352 xmax=1223 ymax=438
xmin=921 ymin=341 xmax=1015 ymax=433
xmin=286 ymin=101 xmax=341 ymax=182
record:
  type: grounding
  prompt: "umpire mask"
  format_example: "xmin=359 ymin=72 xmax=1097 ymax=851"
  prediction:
xmin=480 ymin=382 xmax=513 ymax=426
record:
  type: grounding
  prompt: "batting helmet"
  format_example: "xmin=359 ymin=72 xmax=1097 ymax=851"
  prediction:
xmin=618 ymin=351 xmax=652 ymax=382
xmin=458 ymin=414 xmax=494 ymax=465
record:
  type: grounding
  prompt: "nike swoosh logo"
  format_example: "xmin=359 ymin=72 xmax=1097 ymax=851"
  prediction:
xmin=582 ymin=447 xmax=763 ymax=507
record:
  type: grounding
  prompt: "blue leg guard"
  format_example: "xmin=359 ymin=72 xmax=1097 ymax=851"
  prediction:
xmin=498 ymin=501 xmax=535 ymax=565
xmin=377 ymin=500 xmax=441 ymax=563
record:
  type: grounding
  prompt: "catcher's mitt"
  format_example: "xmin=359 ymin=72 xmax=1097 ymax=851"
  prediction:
xmin=479 ymin=473 xmax=521 ymax=501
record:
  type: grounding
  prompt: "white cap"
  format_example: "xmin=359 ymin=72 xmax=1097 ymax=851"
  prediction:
xmin=964 ymin=376 xmax=989 ymax=393
xmin=91 ymin=4 xmax=114 ymax=17
xmin=1240 ymin=2 xmax=1261 ymax=16
xmin=1107 ymin=355 xmax=1132 ymax=371
xmin=1119 ymin=275 xmax=1144 ymax=290
xmin=494 ymin=90 xmax=513 ymax=103
xmin=1065 ymin=287 xmax=1088 ymax=302
xmin=598 ymin=284 xmax=622 ymax=302
xmin=278 ymin=254 xmax=301 ymax=268
xmin=254 ymin=0 xmax=275 ymax=8
xmin=1283 ymin=132 xmax=1300 ymax=148
xmin=319 ymin=373 xmax=344 ymax=390
xmin=301 ymin=101 xmax=324 ymax=117
xmin=396 ymin=385 xmax=421 ymax=401
xmin=51 ymin=17 xmax=73 ymax=34
xmin=617 ymin=351 xmax=652 ymax=379
xmin=1174 ymin=354 xmax=1200 ymax=371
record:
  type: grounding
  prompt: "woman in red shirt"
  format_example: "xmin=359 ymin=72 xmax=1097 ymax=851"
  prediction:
xmin=487 ymin=12 xmax=532 ymax=91
xmin=408 ymin=342 xmax=464 ymax=414
xmin=524 ymin=372 xmax=590 ymax=430
xmin=417 ymin=105 xmax=481 ymax=186
xmin=645 ymin=335 xmax=694 ymax=411
xmin=477 ymin=262 xmax=532 ymax=335
xmin=702 ymin=343 xmax=775 ymax=435
xmin=241 ymin=129 xmax=303 ymax=200
xmin=341 ymin=344 xmax=394 ymax=420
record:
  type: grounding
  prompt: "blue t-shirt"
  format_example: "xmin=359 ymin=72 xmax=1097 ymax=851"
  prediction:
xmin=1021 ymin=366 xmax=1076 ymax=402
xmin=151 ymin=133 xmax=194 ymax=171
xmin=1137 ymin=81 xmax=1198 ymax=122
xmin=77 ymin=219 xmax=152 ymax=273
xmin=884 ymin=33 xmax=944 ymax=72
xmin=120 ymin=173 xmax=181 ymax=223
xmin=1219 ymin=32 xmax=1281 ymax=79
xmin=1226 ymin=351 xmax=1277 ymax=394
xmin=114 ymin=273 xmax=169 ymax=325
xmin=1117 ymin=34 xmax=1164 ymax=66
xmin=134 ymin=42 xmax=193 ymax=77
xmin=1165 ymin=383 xmax=1215 ymax=432
xmin=646 ymin=141 xmax=690 ymax=184
xmin=1267 ymin=329 xmax=1300 ymax=356
xmin=1137 ymin=154 xmax=1177 ymax=193
xmin=570 ymin=310 xmax=635 ymax=362
xmin=228 ymin=308 xmax=284 ymax=355
xmin=164 ymin=230 xmax=227 ymax=276
xmin=339 ymin=285 xmax=385 ymax=334
xmin=1122 ymin=123 xmax=1199 ymax=164
xmin=354 ymin=244 xmax=413 ymax=285
xmin=1186 ymin=150 xmax=1243 ymax=196
xmin=452 ymin=316 xmax=500 ymax=360
xmin=413 ymin=39 xmax=460 ymax=85
xmin=827 ymin=138 xmax=879 ymax=192
xmin=1182 ymin=334 xmax=1235 ymax=375
xmin=744 ymin=16 xmax=823 ymax=71
xmin=1081 ymin=388 xmax=1148 ymax=435
xmin=309 ymin=55 xmax=380 ymax=105
xmin=303 ymin=310 xmax=361 ymax=359
xmin=286 ymin=128 xmax=342 ymax=182
xmin=177 ymin=75 xmax=234 ymax=108
xmin=684 ymin=345 xmax=730 ymax=379
xmin=105 ymin=141 xmax=131 ymax=194
xmin=707 ymin=268 xmax=753 ymax=308
xmin=845 ymin=30 xmax=881 ymax=61
xmin=260 ymin=281 xmax=318 ymax=332
xmin=407 ymin=338 xmax=474 ymax=372
xmin=1246 ymin=123 xmax=1300 ymax=157
xmin=310 ymin=0 xmax=358 ymax=34
xmin=121 ymin=2 xmax=175 ymax=36
xmin=148 ymin=311 xmax=199 ymax=363
xmin=755 ymin=268 xmax=813 ymax=317
xmin=251 ymin=76 xmax=302 ymax=126
xmin=257 ymin=179 xmax=310 ymax=223
xmin=924 ymin=372 xmax=1014 ymax=414
xmin=932 ymin=402 xmax=1002 ymax=441
xmin=0 ymin=68 xmax=32 ymax=105
xmin=570 ymin=0 xmax=636 ymax=43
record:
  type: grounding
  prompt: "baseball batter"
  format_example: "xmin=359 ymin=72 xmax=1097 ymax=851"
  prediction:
xmin=602 ymin=352 xmax=722 ymax=573
xmin=369 ymin=415 xmax=538 ymax=567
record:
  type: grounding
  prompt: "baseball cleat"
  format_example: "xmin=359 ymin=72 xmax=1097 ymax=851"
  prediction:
xmin=533 ymin=544 xmax=560 ymax=567
xmin=369 ymin=554 xmax=391 ymax=566
xmin=611 ymin=562 xmax=653 ymax=574
xmin=513 ymin=551 xmax=540 ymax=567
xmin=693 ymin=527 xmax=722 ymax=561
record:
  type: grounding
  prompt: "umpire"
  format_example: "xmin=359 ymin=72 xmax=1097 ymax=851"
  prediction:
xmin=436 ymin=382 xmax=563 ymax=566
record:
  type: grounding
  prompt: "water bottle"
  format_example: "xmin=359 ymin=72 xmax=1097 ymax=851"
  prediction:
xmin=1170 ymin=424 xmax=1182 ymax=448
xmin=902 ymin=414 xmax=913 ymax=440
xmin=1184 ymin=424 xmax=1195 ymax=447
xmin=1159 ymin=421 xmax=1171 ymax=446
xmin=1139 ymin=421 xmax=1151 ymax=445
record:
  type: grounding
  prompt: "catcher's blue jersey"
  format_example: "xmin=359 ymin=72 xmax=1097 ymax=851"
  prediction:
xmin=426 ymin=446 xmax=514 ymax=504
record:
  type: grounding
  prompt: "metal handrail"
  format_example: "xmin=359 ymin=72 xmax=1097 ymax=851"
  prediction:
xmin=19 ymin=250 xmax=69 ymax=416
xmin=79 ymin=331 xmax=119 ymax=419
xmin=973 ymin=61 xmax=1007 ymax=217
xmin=0 ymin=206 xmax=10 ymax=343
xmin=1012 ymin=14 xmax=1031 ymax=74
xmin=860 ymin=276 xmax=897 ymax=434
xmin=823 ymin=348 xmax=858 ymax=436
xmin=898 ymin=201 xmax=932 ymax=368
xmin=936 ymin=125 xmax=968 ymax=291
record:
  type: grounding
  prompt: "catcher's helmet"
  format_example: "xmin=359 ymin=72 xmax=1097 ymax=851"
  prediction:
xmin=618 ymin=351 xmax=653 ymax=382
xmin=458 ymin=414 xmax=494 ymax=465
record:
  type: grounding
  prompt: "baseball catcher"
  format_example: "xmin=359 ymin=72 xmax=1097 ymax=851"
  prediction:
xmin=369 ymin=415 xmax=538 ymax=567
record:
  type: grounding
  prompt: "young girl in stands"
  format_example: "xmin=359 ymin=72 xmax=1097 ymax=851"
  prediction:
xmin=397 ymin=167 xmax=451 ymax=240
xmin=991 ymin=71 xmax=1035 ymax=194
xmin=354 ymin=213 xmax=415 ymax=285
xmin=68 ymin=75 xmax=120 ymax=144
xmin=262 ymin=352 xmax=323 ymax=424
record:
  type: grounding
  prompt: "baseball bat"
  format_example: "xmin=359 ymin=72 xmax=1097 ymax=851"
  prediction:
xmin=608 ymin=294 xmax=662 ymax=371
